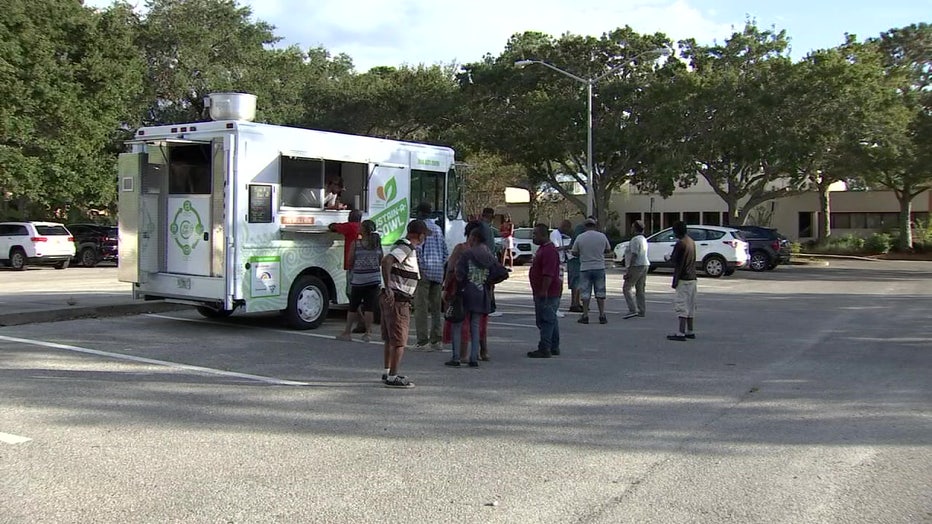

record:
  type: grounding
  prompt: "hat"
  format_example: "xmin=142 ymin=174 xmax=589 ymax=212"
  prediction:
xmin=585 ymin=218 xmax=598 ymax=226
xmin=407 ymin=220 xmax=432 ymax=236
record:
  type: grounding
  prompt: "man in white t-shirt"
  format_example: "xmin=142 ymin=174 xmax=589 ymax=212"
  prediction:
xmin=548 ymin=220 xmax=573 ymax=317
xmin=623 ymin=219 xmax=650 ymax=319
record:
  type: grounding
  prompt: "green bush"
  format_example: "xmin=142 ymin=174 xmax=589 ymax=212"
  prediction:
xmin=864 ymin=233 xmax=893 ymax=254
xmin=819 ymin=234 xmax=865 ymax=254
xmin=789 ymin=242 xmax=802 ymax=256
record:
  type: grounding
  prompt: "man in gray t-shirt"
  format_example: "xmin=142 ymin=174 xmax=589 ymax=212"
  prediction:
xmin=571 ymin=218 xmax=612 ymax=324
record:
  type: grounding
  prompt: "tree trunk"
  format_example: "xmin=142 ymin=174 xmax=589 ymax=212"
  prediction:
xmin=527 ymin=186 xmax=539 ymax=226
xmin=897 ymin=195 xmax=913 ymax=250
xmin=818 ymin=184 xmax=831 ymax=244
xmin=726 ymin=198 xmax=741 ymax=227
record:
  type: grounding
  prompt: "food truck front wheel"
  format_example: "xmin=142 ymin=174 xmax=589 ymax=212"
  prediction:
xmin=286 ymin=275 xmax=330 ymax=329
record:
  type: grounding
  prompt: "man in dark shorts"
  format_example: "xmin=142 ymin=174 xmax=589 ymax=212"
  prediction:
xmin=379 ymin=220 xmax=429 ymax=388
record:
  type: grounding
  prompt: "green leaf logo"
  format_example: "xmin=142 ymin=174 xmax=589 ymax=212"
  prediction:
xmin=385 ymin=177 xmax=397 ymax=202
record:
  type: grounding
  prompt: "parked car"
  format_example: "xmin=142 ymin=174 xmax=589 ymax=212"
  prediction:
xmin=731 ymin=225 xmax=791 ymax=271
xmin=67 ymin=223 xmax=119 ymax=267
xmin=509 ymin=227 xmax=571 ymax=265
xmin=0 ymin=221 xmax=76 ymax=270
xmin=613 ymin=225 xmax=749 ymax=278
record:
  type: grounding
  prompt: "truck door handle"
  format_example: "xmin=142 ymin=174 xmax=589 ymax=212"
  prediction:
xmin=203 ymin=232 xmax=209 ymax=241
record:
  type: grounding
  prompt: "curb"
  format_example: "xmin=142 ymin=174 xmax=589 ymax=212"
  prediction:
xmin=796 ymin=253 xmax=878 ymax=262
xmin=0 ymin=301 xmax=191 ymax=327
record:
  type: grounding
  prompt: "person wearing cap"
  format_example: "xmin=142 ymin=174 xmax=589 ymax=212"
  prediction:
xmin=413 ymin=203 xmax=448 ymax=351
xmin=571 ymin=218 xmax=612 ymax=324
xmin=622 ymin=219 xmax=650 ymax=319
xmin=379 ymin=219 xmax=430 ymax=388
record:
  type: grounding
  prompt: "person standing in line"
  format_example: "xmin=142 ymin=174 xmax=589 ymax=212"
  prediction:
xmin=329 ymin=209 xmax=365 ymax=333
xmin=527 ymin=224 xmax=561 ymax=358
xmin=379 ymin=220 xmax=429 ymax=388
xmin=453 ymin=227 xmax=499 ymax=367
xmin=623 ymin=219 xmax=650 ymax=319
xmin=667 ymin=221 xmax=697 ymax=341
xmin=500 ymin=214 xmax=515 ymax=271
xmin=336 ymin=220 xmax=382 ymax=342
xmin=413 ymin=203 xmax=448 ymax=351
xmin=549 ymin=220 xmax=573 ymax=318
xmin=478 ymin=207 xmax=499 ymax=360
xmin=442 ymin=221 xmax=479 ymax=366
xmin=571 ymin=218 xmax=612 ymax=325
xmin=566 ymin=219 xmax=588 ymax=313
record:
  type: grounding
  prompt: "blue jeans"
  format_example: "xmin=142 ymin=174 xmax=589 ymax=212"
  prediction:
xmin=534 ymin=296 xmax=560 ymax=353
xmin=451 ymin=313 xmax=482 ymax=363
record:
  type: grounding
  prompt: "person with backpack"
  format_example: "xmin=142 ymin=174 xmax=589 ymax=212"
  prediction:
xmin=336 ymin=220 xmax=382 ymax=342
xmin=449 ymin=226 xmax=507 ymax=367
xmin=379 ymin=220 xmax=429 ymax=388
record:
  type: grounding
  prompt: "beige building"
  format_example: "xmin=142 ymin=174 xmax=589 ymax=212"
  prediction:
xmin=503 ymin=178 xmax=932 ymax=242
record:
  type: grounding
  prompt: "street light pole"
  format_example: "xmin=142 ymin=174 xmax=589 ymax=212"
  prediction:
xmin=516 ymin=46 xmax=670 ymax=222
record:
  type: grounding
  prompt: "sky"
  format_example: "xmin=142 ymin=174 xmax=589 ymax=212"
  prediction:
xmin=85 ymin=0 xmax=929 ymax=72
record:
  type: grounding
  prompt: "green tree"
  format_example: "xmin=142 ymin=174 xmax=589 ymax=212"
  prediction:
xmin=790 ymin=38 xmax=889 ymax=242
xmin=0 ymin=0 xmax=145 ymax=220
xmin=137 ymin=0 xmax=281 ymax=124
xmin=676 ymin=23 xmax=805 ymax=225
xmin=459 ymin=27 xmax=674 ymax=224
xmin=858 ymin=23 xmax=932 ymax=250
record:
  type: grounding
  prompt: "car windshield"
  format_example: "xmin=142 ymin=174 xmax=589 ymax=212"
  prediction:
xmin=514 ymin=229 xmax=533 ymax=239
xmin=36 ymin=225 xmax=70 ymax=236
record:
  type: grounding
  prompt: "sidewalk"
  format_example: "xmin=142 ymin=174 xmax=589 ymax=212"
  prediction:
xmin=0 ymin=266 xmax=188 ymax=327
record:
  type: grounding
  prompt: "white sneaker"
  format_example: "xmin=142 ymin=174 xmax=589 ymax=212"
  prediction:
xmin=488 ymin=311 xmax=503 ymax=317
xmin=430 ymin=342 xmax=442 ymax=351
xmin=556 ymin=310 xmax=566 ymax=318
xmin=414 ymin=343 xmax=434 ymax=352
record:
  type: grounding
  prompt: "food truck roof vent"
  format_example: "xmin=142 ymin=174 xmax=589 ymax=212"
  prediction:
xmin=204 ymin=92 xmax=257 ymax=122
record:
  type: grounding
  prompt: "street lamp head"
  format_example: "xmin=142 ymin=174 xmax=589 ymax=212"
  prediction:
xmin=514 ymin=59 xmax=535 ymax=68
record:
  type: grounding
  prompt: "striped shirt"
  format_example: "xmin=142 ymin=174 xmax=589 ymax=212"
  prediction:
xmin=386 ymin=239 xmax=420 ymax=300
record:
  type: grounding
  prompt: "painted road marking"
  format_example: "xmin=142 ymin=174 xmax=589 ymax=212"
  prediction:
xmin=0 ymin=432 xmax=32 ymax=445
xmin=0 ymin=335 xmax=308 ymax=387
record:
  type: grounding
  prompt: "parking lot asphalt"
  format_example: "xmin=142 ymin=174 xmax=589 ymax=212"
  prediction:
xmin=2 ymin=260 xmax=931 ymax=522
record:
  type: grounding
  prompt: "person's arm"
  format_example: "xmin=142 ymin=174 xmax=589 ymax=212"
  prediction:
xmin=670 ymin=242 xmax=683 ymax=289
xmin=380 ymin=252 xmax=396 ymax=299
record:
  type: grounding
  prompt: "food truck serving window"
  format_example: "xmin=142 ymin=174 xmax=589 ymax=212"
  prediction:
xmin=281 ymin=156 xmax=324 ymax=208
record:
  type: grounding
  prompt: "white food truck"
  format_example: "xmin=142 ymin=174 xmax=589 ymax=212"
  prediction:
xmin=118 ymin=93 xmax=464 ymax=329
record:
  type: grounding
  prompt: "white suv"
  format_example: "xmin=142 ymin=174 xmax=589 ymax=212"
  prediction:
xmin=0 ymin=222 xmax=76 ymax=270
xmin=614 ymin=225 xmax=749 ymax=277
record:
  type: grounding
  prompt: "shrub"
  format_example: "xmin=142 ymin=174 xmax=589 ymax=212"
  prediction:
xmin=864 ymin=233 xmax=893 ymax=254
xmin=820 ymin=234 xmax=865 ymax=254
xmin=789 ymin=242 xmax=802 ymax=256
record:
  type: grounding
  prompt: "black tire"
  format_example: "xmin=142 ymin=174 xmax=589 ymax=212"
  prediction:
xmin=285 ymin=275 xmax=329 ymax=329
xmin=196 ymin=306 xmax=235 ymax=319
xmin=10 ymin=249 xmax=26 ymax=271
xmin=54 ymin=259 xmax=70 ymax=270
xmin=748 ymin=251 xmax=770 ymax=272
xmin=80 ymin=247 xmax=98 ymax=268
xmin=703 ymin=255 xmax=727 ymax=278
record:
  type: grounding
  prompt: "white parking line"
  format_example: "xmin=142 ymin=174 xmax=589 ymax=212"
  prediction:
xmin=0 ymin=334 xmax=309 ymax=386
xmin=0 ymin=432 xmax=31 ymax=445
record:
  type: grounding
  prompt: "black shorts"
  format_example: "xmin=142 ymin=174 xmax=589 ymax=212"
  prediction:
xmin=349 ymin=284 xmax=380 ymax=312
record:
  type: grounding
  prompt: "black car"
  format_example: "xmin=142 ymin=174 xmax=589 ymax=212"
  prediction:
xmin=732 ymin=225 xmax=791 ymax=271
xmin=67 ymin=223 xmax=118 ymax=267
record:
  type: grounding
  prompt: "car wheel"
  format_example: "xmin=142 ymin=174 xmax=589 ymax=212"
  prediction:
xmin=9 ymin=249 xmax=26 ymax=271
xmin=54 ymin=259 xmax=70 ymax=270
xmin=748 ymin=251 xmax=770 ymax=272
xmin=196 ymin=306 xmax=235 ymax=319
xmin=703 ymin=255 xmax=726 ymax=278
xmin=80 ymin=247 xmax=98 ymax=268
xmin=285 ymin=275 xmax=329 ymax=329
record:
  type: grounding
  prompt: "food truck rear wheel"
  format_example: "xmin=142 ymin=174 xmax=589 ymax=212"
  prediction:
xmin=286 ymin=275 xmax=329 ymax=329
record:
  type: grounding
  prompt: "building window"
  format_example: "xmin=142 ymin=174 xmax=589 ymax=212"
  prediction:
xmin=831 ymin=213 xmax=851 ymax=229
xmin=702 ymin=211 xmax=720 ymax=226
xmin=799 ymin=212 xmax=813 ymax=238
xmin=683 ymin=211 xmax=700 ymax=225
